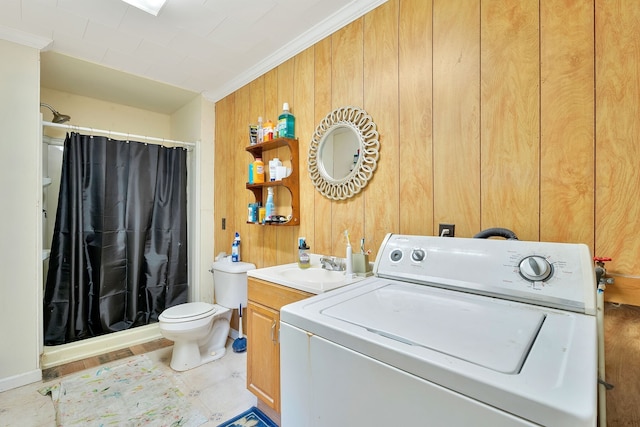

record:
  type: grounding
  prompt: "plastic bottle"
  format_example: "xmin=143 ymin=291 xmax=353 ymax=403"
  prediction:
xmin=263 ymin=119 xmax=274 ymax=142
xmin=269 ymin=157 xmax=281 ymax=182
xmin=257 ymin=117 xmax=264 ymax=143
xmin=278 ymin=103 xmax=295 ymax=139
xmin=248 ymin=163 xmax=254 ymax=184
xmin=253 ymin=157 xmax=265 ymax=183
xmin=259 ymin=206 xmax=266 ymax=224
xmin=265 ymin=187 xmax=275 ymax=221
xmin=231 ymin=232 xmax=241 ymax=262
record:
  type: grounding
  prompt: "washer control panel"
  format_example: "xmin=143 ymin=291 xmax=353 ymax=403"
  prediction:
xmin=373 ymin=234 xmax=596 ymax=314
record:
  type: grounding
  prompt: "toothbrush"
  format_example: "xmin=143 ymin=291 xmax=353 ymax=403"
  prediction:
xmin=345 ymin=230 xmax=353 ymax=276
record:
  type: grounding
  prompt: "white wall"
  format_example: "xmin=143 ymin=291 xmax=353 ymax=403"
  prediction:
xmin=171 ymin=96 xmax=216 ymax=304
xmin=0 ymin=39 xmax=43 ymax=391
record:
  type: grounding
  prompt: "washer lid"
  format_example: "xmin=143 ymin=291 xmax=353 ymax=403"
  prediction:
xmin=321 ymin=283 xmax=545 ymax=374
xmin=161 ymin=302 xmax=217 ymax=321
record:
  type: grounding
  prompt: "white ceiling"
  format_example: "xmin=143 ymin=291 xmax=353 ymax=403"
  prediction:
xmin=1 ymin=0 xmax=386 ymax=114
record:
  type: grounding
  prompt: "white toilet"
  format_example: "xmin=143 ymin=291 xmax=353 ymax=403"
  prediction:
xmin=159 ymin=260 xmax=255 ymax=371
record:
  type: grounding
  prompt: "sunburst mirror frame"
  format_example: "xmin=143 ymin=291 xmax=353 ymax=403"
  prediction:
xmin=308 ymin=106 xmax=380 ymax=200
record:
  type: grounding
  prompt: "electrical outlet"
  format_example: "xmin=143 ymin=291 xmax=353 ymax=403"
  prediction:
xmin=438 ymin=223 xmax=455 ymax=237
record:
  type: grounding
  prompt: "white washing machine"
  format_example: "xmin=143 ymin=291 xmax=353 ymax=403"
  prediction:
xmin=280 ymin=234 xmax=597 ymax=426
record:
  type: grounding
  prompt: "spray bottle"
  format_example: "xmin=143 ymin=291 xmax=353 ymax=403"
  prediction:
xmin=231 ymin=232 xmax=241 ymax=262
xmin=265 ymin=187 xmax=275 ymax=221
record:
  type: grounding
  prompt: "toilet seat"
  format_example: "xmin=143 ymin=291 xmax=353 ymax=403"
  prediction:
xmin=159 ymin=302 xmax=218 ymax=323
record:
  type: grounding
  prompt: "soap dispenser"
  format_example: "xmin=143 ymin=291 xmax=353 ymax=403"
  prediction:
xmin=298 ymin=237 xmax=310 ymax=269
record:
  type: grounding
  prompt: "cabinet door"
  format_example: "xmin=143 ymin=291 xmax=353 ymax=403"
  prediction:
xmin=246 ymin=300 xmax=281 ymax=411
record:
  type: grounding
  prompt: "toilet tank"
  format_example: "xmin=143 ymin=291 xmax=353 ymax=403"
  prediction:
xmin=211 ymin=260 xmax=255 ymax=308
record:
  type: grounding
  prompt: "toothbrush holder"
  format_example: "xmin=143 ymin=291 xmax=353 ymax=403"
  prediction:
xmin=352 ymin=253 xmax=372 ymax=276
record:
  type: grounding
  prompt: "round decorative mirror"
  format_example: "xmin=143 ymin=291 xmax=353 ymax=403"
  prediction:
xmin=308 ymin=106 xmax=379 ymax=200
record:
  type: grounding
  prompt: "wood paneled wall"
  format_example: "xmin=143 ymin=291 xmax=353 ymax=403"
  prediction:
xmin=215 ymin=0 xmax=640 ymax=305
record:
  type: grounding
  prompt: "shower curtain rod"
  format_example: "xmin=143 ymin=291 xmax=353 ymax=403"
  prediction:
xmin=42 ymin=120 xmax=196 ymax=148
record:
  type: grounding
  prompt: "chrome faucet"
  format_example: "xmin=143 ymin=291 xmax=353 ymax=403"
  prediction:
xmin=320 ymin=256 xmax=345 ymax=271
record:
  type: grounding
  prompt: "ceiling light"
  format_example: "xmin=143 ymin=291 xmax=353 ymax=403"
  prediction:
xmin=121 ymin=0 xmax=167 ymax=16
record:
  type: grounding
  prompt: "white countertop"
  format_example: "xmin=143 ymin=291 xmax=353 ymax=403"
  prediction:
xmin=247 ymin=254 xmax=367 ymax=294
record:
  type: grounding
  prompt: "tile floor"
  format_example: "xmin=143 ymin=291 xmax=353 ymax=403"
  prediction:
xmin=0 ymin=338 xmax=257 ymax=426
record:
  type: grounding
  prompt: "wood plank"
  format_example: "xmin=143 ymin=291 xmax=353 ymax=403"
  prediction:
xmin=480 ymin=0 xmax=540 ymax=241
xmin=247 ymin=77 xmax=266 ymax=267
xmin=540 ymin=0 xmax=594 ymax=247
xmin=363 ymin=0 xmax=399 ymax=255
xmin=603 ymin=302 xmax=640 ymax=424
xmin=399 ymin=0 xmax=434 ymax=237
xmin=332 ymin=18 xmax=365 ymax=256
xmin=262 ymin=70 xmax=279 ymax=267
xmin=604 ymin=275 xmax=640 ymax=307
xmin=233 ymin=85 xmax=252 ymax=261
xmin=214 ymin=94 xmax=235 ymax=257
xmin=276 ymin=58 xmax=296 ymax=265
xmin=294 ymin=46 xmax=316 ymax=255
xmin=595 ymin=0 xmax=640 ymax=278
xmin=313 ymin=36 xmax=333 ymax=257
xmin=433 ymin=0 xmax=481 ymax=238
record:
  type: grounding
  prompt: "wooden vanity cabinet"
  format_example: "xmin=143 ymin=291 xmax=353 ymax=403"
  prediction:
xmin=246 ymin=277 xmax=312 ymax=418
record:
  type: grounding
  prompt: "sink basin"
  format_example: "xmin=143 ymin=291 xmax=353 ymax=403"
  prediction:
xmin=247 ymin=255 xmax=366 ymax=294
xmin=280 ymin=267 xmax=346 ymax=286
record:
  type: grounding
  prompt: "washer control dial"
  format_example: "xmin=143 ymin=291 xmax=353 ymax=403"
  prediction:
xmin=519 ymin=256 xmax=552 ymax=282
xmin=411 ymin=248 xmax=426 ymax=262
xmin=390 ymin=249 xmax=403 ymax=262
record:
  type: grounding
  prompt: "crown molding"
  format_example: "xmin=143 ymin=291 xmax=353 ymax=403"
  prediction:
xmin=0 ymin=25 xmax=52 ymax=50
xmin=202 ymin=0 xmax=388 ymax=102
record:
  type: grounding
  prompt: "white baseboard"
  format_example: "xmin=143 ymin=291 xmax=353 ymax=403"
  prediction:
xmin=0 ymin=369 xmax=42 ymax=393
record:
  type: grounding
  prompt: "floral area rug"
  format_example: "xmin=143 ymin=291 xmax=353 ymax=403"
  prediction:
xmin=217 ymin=406 xmax=277 ymax=427
xmin=39 ymin=354 xmax=207 ymax=426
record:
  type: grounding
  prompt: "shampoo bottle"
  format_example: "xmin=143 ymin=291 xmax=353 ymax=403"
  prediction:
xmin=278 ymin=103 xmax=295 ymax=138
xmin=265 ymin=187 xmax=275 ymax=221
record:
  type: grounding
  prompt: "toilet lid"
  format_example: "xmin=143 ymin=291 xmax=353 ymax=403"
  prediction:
xmin=160 ymin=302 xmax=217 ymax=322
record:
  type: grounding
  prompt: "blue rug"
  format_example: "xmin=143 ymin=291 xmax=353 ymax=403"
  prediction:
xmin=217 ymin=406 xmax=278 ymax=427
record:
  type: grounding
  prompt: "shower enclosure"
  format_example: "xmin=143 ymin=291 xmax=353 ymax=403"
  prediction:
xmin=40 ymin=126 xmax=198 ymax=367
xmin=43 ymin=132 xmax=189 ymax=345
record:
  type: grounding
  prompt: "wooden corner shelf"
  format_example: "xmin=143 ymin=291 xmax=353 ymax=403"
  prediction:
xmin=245 ymin=138 xmax=300 ymax=226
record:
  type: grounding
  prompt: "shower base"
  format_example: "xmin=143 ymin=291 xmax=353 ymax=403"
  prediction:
xmin=41 ymin=323 xmax=162 ymax=369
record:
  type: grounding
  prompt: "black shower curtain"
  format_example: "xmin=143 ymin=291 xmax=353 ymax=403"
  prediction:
xmin=44 ymin=132 xmax=188 ymax=345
